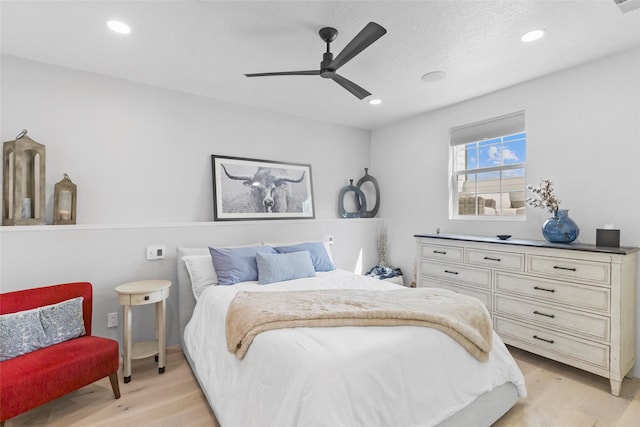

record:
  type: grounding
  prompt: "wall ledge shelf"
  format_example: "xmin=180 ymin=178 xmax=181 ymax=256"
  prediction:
xmin=0 ymin=217 xmax=384 ymax=233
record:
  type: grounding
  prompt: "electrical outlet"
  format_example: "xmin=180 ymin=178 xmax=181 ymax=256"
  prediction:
xmin=146 ymin=245 xmax=166 ymax=260
xmin=107 ymin=312 xmax=118 ymax=328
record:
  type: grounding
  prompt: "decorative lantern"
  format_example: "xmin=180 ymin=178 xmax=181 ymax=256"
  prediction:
xmin=53 ymin=174 xmax=77 ymax=225
xmin=2 ymin=130 xmax=46 ymax=225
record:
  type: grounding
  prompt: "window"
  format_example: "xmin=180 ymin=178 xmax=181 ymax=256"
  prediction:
xmin=450 ymin=111 xmax=526 ymax=218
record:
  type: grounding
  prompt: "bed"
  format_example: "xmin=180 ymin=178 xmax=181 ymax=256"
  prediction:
xmin=177 ymin=243 xmax=526 ymax=427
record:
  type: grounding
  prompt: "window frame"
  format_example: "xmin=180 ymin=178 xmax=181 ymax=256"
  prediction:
xmin=449 ymin=112 xmax=526 ymax=220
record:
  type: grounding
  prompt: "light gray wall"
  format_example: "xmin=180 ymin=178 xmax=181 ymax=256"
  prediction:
xmin=0 ymin=55 xmax=381 ymax=346
xmin=370 ymin=46 xmax=640 ymax=376
xmin=0 ymin=55 xmax=371 ymax=224
xmin=0 ymin=219 xmax=383 ymax=347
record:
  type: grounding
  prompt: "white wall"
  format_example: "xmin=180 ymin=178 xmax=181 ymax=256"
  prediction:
xmin=0 ymin=55 xmax=371 ymax=223
xmin=370 ymin=47 xmax=640 ymax=376
xmin=0 ymin=55 xmax=381 ymax=346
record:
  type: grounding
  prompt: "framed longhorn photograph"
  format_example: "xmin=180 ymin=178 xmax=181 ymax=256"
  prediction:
xmin=212 ymin=155 xmax=315 ymax=221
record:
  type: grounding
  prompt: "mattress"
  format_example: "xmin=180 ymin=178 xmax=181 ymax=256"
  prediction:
xmin=181 ymin=266 xmax=526 ymax=427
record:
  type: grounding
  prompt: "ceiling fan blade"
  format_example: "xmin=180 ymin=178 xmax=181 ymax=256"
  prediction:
xmin=245 ymin=70 xmax=320 ymax=77
xmin=331 ymin=74 xmax=371 ymax=100
xmin=330 ymin=22 xmax=386 ymax=71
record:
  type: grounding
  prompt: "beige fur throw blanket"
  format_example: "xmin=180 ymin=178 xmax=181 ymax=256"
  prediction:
xmin=226 ymin=288 xmax=492 ymax=362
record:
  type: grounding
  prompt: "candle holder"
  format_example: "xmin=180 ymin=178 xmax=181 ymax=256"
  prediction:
xmin=53 ymin=173 xmax=77 ymax=225
xmin=2 ymin=130 xmax=46 ymax=225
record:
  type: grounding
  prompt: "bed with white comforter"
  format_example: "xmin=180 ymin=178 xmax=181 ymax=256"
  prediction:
xmin=181 ymin=255 xmax=526 ymax=427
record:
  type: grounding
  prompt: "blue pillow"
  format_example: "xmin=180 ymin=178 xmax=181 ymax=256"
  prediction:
xmin=274 ymin=242 xmax=336 ymax=272
xmin=256 ymin=251 xmax=316 ymax=285
xmin=209 ymin=246 xmax=277 ymax=285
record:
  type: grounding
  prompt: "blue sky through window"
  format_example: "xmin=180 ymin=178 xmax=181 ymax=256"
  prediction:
xmin=465 ymin=132 xmax=526 ymax=175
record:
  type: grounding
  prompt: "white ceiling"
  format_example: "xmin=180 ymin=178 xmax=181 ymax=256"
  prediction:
xmin=2 ymin=1 xmax=639 ymax=130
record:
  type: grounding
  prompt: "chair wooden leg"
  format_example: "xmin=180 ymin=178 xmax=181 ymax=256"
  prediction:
xmin=109 ymin=372 xmax=121 ymax=399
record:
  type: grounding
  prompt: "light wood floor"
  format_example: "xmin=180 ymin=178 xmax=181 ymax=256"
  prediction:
xmin=5 ymin=345 xmax=640 ymax=426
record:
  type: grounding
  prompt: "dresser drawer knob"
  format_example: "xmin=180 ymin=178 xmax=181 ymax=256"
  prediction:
xmin=553 ymin=265 xmax=577 ymax=272
xmin=444 ymin=270 xmax=459 ymax=275
xmin=533 ymin=335 xmax=554 ymax=344
xmin=433 ymin=250 xmax=447 ymax=255
xmin=483 ymin=256 xmax=501 ymax=262
xmin=144 ymin=295 xmax=150 ymax=301
xmin=533 ymin=286 xmax=555 ymax=293
xmin=533 ymin=310 xmax=555 ymax=319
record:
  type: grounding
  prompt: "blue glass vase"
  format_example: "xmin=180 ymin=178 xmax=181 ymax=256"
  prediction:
xmin=542 ymin=209 xmax=580 ymax=243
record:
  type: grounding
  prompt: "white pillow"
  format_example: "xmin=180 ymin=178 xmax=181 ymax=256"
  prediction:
xmin=182 ymin=255 xmax=218 ymax=300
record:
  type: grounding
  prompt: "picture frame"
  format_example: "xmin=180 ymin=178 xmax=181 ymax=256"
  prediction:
xmin=212 ymin=155 xmax=315 ymax=221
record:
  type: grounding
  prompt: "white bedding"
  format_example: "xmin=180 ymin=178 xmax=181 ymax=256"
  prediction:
xmin=183 ymin=269 xmax=526 ymax=427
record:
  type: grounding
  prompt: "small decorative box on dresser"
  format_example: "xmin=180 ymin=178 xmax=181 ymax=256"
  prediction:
xmin=415 ymin=234 xmax=638 ymax=396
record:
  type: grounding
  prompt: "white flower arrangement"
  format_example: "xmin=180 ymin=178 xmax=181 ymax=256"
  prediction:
xmin=526 ymin=179 xmax=560 ymax=213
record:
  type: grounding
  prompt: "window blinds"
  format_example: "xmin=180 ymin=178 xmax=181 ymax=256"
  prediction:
xmin=450 ymin=111 xmax=525 ymax=147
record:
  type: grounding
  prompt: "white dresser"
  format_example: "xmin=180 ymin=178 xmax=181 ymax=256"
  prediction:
xmin=415 ymin=234 xmax=638 ymax=396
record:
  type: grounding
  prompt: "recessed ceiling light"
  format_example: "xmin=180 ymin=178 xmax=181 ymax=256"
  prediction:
xmin=421 ymin=71 xmax=446 ymax=82
xmin=107 ymin=20 xmax=131 ymax=35
xmin=521 ymin=29 xmax=545 ymax=42
xmin=369 ymin=99 xmax=382 ymax=105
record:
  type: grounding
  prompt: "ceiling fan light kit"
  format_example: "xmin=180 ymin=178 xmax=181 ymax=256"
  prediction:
xmin=245 ymin=22 xmax=387 ymax=100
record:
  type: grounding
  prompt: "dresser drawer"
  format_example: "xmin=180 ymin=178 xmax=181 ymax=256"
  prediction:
xmin=494 ymin=294 xmax=610 ymax=342
xmin=466 ymin=249 xmax=524 ymax=271
xmin=495 ymin=272 xmax=610 ymax=314
xmin=420 ymin=243 xmax=464 ymax=263
xmin=421 ymin=279 xmax=492 ymax=310
xmin=494 ymin=317 xmax=609 ymax=371
xmin=420 ymin=261 xmax=492 ymax=288
xmin=527 ymin=255 xmax=610 ymax=286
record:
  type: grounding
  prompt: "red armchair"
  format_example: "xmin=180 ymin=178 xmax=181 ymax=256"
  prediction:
xmin=0 ymin=282 xmax=120 ymax=425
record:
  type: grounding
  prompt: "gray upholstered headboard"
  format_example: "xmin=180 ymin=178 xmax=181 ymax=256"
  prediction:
xmin=176 ymin=247 xmax=210 ymax=346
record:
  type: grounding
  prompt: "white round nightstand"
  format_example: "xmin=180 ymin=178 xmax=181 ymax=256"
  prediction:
xmin=115 ymin=279 xmax=171 ymax=383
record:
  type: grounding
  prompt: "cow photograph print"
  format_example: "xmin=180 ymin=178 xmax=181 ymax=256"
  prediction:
xmin=212 ymin=155 xmax=314 ymax=221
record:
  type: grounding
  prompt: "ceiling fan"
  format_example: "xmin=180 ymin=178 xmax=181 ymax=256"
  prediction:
xmin=245 ymin=22 xmax=387 ymax=100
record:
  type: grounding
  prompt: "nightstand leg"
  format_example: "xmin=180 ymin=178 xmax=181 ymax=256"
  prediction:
xmin=123 ymin=304 xmax=132 ymax=383
xmin=157 ymin=298 xmax=166 ymax=374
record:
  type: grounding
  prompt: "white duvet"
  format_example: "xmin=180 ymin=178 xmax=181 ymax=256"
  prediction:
xmin=184 ymin=269 xmax=526 ymax=427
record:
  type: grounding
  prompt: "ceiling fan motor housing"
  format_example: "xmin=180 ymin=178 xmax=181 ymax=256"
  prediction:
xmin=319 ymin=27 xmax=338 ymax=78
xmin=321 ymin=52 xmax=335 ymax=78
